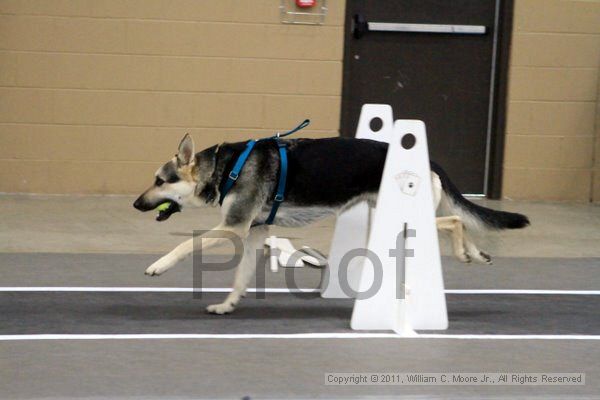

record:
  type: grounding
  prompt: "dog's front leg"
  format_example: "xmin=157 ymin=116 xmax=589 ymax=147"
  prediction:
xmin=207 ymin=224 xmax=269 ymax=315
xmin=145 ymin=237 xmax=194 ymax=276
xmin=145 ymin=226 xmax=238 ymax=276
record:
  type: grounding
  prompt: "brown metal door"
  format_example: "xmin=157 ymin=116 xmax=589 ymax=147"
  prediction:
xmin=341 ymin=0 xmax=507 ymax=195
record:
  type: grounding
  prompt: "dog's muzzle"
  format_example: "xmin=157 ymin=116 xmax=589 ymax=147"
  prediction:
xmin=133 ymin=196 xmax=153 ymax=212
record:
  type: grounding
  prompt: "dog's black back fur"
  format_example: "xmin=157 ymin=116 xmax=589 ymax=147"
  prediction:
xmin=285 ymin=138 xmax=387 ymax=206
xmin=199 ymin=136 xmax=528 ymax=229
xmin=209 ymin=137 xmax=386 ymax=208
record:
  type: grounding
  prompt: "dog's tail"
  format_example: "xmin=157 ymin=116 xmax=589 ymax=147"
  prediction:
xmin=431 ymin=162 xmax=530 ymax=231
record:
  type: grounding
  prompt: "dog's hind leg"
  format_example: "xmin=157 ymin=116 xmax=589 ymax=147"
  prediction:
xmin=436 ymin=216 xmax=470 ymax=263
xmin=206 ymin=224 xmax=269 ymax=314
xmin=463 ymin=229 xmax=493 ymax=265
xmin=436 ymin=216 xmax=493 ymax=265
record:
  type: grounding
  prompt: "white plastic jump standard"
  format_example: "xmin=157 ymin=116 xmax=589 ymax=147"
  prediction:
xmin=322 ymin=104 xmax=448 ymax=334
xmin=321 ymin=104 xmax=394 ymax=299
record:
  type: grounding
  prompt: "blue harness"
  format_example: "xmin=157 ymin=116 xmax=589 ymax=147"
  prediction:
xmin=218 ymin=119 xmax=310 ymax=225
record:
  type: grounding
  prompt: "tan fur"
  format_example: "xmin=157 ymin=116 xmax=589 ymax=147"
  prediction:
xmin=178 ymin=162 xmax=197 ymax=183
xmin=436 ymin=215 xmax=492 ymax=265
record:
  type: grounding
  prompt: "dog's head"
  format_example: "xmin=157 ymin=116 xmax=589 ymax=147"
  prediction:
xmin=133 ymin=134 xmax=214 ymax=221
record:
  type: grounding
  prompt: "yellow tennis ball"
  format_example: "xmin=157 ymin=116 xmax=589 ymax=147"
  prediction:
xmin=157 ymin=202 xmax=171 ymax=212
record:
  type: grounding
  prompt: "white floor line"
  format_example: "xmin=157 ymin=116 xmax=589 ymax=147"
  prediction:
xmin=0 ymin=287 xmax=320 ymax=293
xmin=1 ymin=287 xmax=599 ymax=295
xmin=418 ymin=334 xmax=600 ymax=340
xmin=444 ymin=289 xmax=600 ymax=295
xmin=1 ymin=333 xmax=600 ymax=341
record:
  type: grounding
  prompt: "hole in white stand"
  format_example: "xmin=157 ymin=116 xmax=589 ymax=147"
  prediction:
xmin=369 ymin=117 xmax=383 ymax=132
xmin=401 ymin=133 xmax=416 ymax=149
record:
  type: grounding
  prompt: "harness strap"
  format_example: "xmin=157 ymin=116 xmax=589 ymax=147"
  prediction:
xmin=218 ymin=119 xmax=309 ymax=224
xmin=219 ymin=140 xmax=256 ymax=205
xmin=264 ymin=140 xmax=288 ymax=225
xmin=276 ymin=119 xmax=310 ymax=138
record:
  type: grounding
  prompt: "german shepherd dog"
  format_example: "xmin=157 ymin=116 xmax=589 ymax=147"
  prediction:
xmin=134 ymin=134 xmax=529 ymax=314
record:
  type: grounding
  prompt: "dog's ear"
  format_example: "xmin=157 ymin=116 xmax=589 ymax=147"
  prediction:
xmin=177 ymin=133 xmax=195 ymax=165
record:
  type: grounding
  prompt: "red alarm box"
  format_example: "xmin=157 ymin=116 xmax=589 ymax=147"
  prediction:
xmin=296 ymin=0 xmax=316 ymax=8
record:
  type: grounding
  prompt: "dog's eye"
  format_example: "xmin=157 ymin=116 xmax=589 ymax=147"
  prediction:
xmin=154 ymin=177 xmax=165 ymax=187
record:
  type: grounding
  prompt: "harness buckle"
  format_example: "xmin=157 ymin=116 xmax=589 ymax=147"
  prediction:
xmin=228 ymin=171 xmax=239 ymax=181
xmin=274 ymin=194 xmax=284 ymax=202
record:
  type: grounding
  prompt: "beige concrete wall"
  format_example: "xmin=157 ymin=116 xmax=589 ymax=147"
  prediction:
xmin=503 ymin=0 xmax=600 ymax=201
xmin=2 ymin=0 xmax=598 ymax=200
xmin=0 ymin=0 xmax=345 ymax=194
xmin=594 ymin=68 xmax=600 ymax=201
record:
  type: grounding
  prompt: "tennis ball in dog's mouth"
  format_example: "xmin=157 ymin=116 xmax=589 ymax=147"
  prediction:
xmin=156 ymin=202 xmax=171 ymax=212
xmin=155 ymin=201 xmax=181 ymax=222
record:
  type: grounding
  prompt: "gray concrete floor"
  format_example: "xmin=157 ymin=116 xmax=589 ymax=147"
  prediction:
xmin=3 ymin=339 xmax=599 ymax=399
xmin=2 ymin=194 xmax=599 ymax=258
xmin=3 ymin=291 xmax=600 ymax=335
xmin=1 ymin=194 xmax=600 ymax=399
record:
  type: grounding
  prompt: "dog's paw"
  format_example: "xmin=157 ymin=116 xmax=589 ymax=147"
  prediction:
xmin=473 ymin=251 xmax=493 ymax=265
xmin=206 ymin=302 xmax=235 ymax=315
xmin=144 ymin=257 xmax=173 ymax=276
xmin=456 ymin=251 xmax=471 ymax=264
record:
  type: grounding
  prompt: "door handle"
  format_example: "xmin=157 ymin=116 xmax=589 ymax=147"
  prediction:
xmin=352 ymin=14 xmax=486 ymax=39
